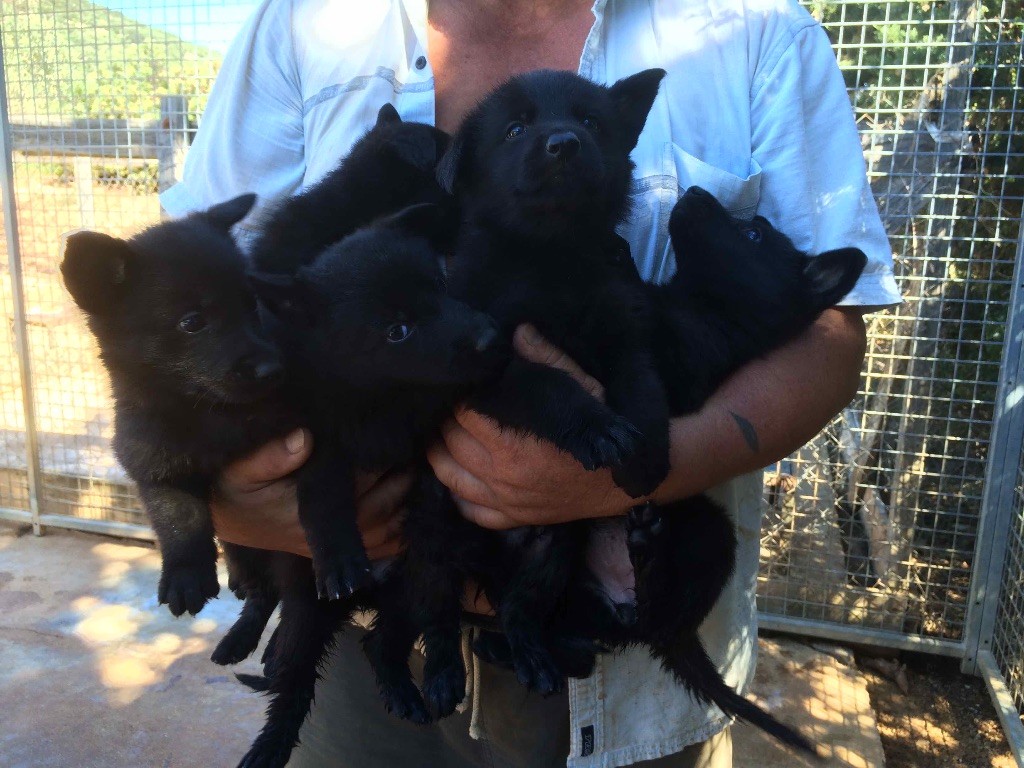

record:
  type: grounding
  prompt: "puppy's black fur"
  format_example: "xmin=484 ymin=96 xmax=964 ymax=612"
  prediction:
xmin=404 ymin=69 xmax=675 ymax=708
xmin=214 ymin=104 xmax=453 ymax=667
xmin=249 ymin=103 xmax=450 ymax=275
xmin=431 ymin=68 xmax=866 ymax=754
xmin=473 ymin=188 xmax=866 ymax=754
xmin=238 ymin=204 xmax=505 ymax=768
xmin=62 ymin=194 xmax=298 ymax=620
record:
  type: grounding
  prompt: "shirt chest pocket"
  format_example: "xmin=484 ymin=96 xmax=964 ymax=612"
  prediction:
xmin=624 ymin=143 xmax=762 ymax=284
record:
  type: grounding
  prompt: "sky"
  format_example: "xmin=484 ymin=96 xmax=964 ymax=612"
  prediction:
xmin=91 ymin=0 xmax=260 ymax=53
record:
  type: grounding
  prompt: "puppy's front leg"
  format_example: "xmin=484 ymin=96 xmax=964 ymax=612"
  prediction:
xmin=468 ymin=357 xmax=641 ymax=471
xmin=602 ymin=350 xmax=672 ymax=498
xmin=137 ymin=479 xmax=220 ymax=617
xmin=295 ymin=447 xmax=371 ymax=600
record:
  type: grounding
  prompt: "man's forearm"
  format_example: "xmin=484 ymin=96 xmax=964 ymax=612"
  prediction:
xmin=651 ymin=307 xmax=868 ymax=504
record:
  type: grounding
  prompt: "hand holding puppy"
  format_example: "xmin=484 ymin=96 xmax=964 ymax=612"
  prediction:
xmin=428 ymin=324 xmax=638 ymax=530
xmin=211 ymin=430 xmax=411 ymax=561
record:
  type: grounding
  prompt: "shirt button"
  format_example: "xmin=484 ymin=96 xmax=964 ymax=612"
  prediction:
xmin=415 ymin=55 xmax=427 ymax=70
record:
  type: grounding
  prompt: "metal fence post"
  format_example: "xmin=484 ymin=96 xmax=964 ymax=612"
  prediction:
xmin=0 ymin=36 xmax=44 ymax=536
xmin=962 ymin=223 xmax=1024 ymax=675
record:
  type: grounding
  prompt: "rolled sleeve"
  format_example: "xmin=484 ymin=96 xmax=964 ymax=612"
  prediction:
xmin=750 ymin=16 xmax=902 ymax=311
xmin=158 ymin=0 xmax=306 ymax=231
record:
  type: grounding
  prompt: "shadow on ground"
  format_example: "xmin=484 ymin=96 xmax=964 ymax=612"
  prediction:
xmin=1 ymin=523 xmax=893 ymax=767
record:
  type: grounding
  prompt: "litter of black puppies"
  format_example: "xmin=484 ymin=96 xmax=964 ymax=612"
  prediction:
xmin=66 ymin=67 xmax=869 ymax=765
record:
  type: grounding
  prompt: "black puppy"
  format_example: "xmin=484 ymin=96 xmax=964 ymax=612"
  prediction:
xmin=61 ymin=194 xmax=298 ymax=619
xmin=238 ymin=204 xmax=504 ymax=767
xmin=392 ymin=68 xmax=674 ymax=707
xmin=212 ymin=103 xmax=451 ymax=667
xmin=474 ymin=188 xmax=865 ymax=754
xmin=249 ymin=103 xmax=450 ymax=274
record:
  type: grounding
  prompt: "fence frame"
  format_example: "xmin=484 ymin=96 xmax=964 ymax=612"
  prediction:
xmin=962 ymin=217 xmax=1024 ymax=677
xmin=0 ymin=35 xmax=42 ymax=537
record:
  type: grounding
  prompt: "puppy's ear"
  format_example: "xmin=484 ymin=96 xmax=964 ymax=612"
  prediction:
xmin=380 ymin=202 xmax=457 ymax=247
xmin=203 ymin=193 xmax=257 ymax=231
xmin=248 ymin=271 xmax=316 ymax=326
xmin=376 ymin=102 xmax=402 ymax=126
xmin=61 ymin=231 xmax=134 ymax=314
xmin=436 ymin=125 xmax=472 ymax=194
xmin=609 ymin=68 xmax=667 ymax=150
xmin=803 ymin=247 xmax=868 ymax=310
xmin=388 ymin=128 xmax=445 ymax=172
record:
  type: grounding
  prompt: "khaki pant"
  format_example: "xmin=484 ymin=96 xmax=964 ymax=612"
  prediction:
xmin=288 ymin=628 xmax=732 ymax=768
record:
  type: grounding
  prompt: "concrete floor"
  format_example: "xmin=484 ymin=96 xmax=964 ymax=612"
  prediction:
xmin=0 ymin=522 xmax=885 ymax=767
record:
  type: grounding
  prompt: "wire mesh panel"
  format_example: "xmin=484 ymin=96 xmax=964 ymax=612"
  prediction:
xmin=0 ymin=160 xmax=32 ymax=517
xmin=758 ymin=0 xmax=1023 ymax=647
xmin=0 ymin=0 xmax=255 ymax=529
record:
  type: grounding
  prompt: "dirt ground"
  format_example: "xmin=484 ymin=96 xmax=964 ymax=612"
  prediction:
xmin=859 ymin=650 xmax=1015 ymax=768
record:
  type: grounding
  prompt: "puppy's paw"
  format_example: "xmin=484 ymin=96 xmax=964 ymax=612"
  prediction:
xmin=611 ymin=439 xmax=671 ymax=498
xmin=626 ymin=503 xmax=665 ymax=566
xmin=210 ymin=622 xmax=263 ymax=666
xmin=472 ymin=631 xmax=514 ymax=670
xmin=507 ymin=634 xmax=564 ymax=696
xmin=380 ymin=678 xmax=432 ymax=725
xmin=422 ymin=661 xmax=466 ymax=719
xmin=313 ymin=551 xmax=372 ymax=600
xmin=551 ymin=634 xmax=604 ymax=679
xmin=158 ymin=560 xmax=219 ymax=617
xmin=565 ymin=414 xmax=641 ymax=471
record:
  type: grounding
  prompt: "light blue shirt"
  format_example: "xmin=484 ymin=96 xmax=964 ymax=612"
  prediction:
xmin=161 ymin=1 xmax=901 ymax=765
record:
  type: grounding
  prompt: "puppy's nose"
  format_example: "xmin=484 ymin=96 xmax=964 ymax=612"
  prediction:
xmin=237 ymin=355 xmax=283 ymax=385
xmin=545 ymin=132 xmax=580 ymax=160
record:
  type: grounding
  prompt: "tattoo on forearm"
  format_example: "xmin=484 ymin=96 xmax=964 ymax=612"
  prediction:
xmin=729 ymin=411 xmax=760 ymax=453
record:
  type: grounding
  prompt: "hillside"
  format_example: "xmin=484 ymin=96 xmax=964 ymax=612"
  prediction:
xmin=0 ymin=0 xmax=222 ymax=121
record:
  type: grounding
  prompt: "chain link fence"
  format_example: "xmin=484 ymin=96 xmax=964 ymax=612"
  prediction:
xmin=1 ymin=0 xmax=1023 ymax=760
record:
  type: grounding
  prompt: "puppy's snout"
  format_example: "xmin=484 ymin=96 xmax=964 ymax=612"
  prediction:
xmin=545 ymin=132 xmax=580 ymax=160
xmin=235 ymin=355 xmax=284 ymax=386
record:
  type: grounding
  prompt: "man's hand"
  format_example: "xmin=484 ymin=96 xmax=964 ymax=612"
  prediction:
xmin=211 ymin=428 xmax=411 ymax=560
xmin=428 ymin=324 xmax=636 ymax=530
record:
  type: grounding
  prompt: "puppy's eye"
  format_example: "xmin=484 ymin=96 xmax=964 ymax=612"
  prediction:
xmin=742 ymin=226 xmax=762 ymax=243
xmin=504 ymin=122 xmax=527 ymax=141
xmin=582 ymin=115 xmax=599 ymax=131
xmin=177 ymin=311 xmax=208 ymax=334
xmin=386 ymin=323 xmax=413 ymax=343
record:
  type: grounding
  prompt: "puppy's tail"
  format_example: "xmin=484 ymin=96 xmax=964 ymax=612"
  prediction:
xmin=660 ymin=638 xmax=817 ymax=757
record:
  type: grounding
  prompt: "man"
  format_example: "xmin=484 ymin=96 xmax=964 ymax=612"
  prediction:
xmin=161 ymin=0 xmax=901 ymax=765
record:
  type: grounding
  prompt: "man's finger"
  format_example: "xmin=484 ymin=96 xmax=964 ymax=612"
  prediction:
xmin=220 ymin=428 xmax=312 ymax=491
xmin=514 ymin=324 xmax=604 ymax=400
xmin=441 ymin=414 xmax=496 ymax=471
xmin=427 ymin=439 xmax=495 ymax=507
xmin=455 ymin=497 xmax=516 ymax=531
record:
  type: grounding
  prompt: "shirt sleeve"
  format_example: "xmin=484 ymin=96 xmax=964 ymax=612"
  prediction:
xmin=750 ymin=15 xmax=902 ymax=311
xmin=158 ymin=0 xmax=305 ymax=244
